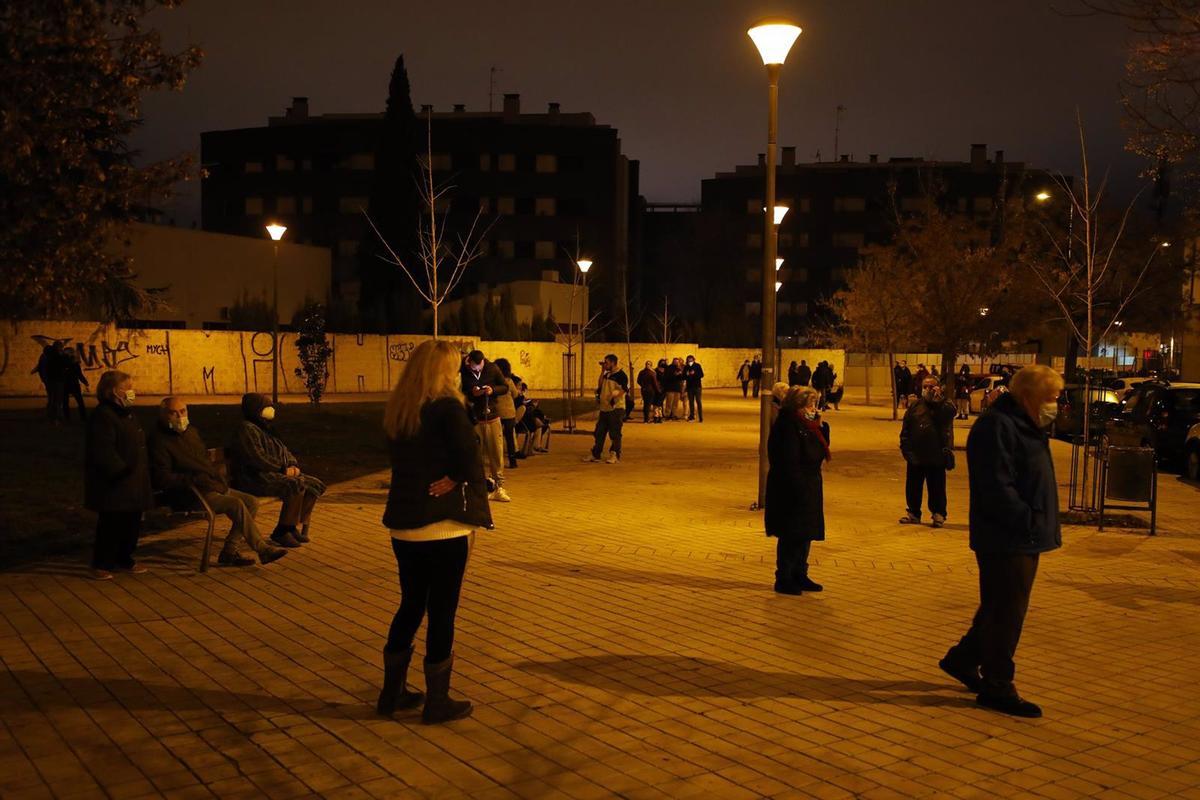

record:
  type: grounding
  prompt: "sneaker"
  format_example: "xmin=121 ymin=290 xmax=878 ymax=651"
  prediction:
xmin=271 ymin=530 xmax=303 ymax=548
xmin=604 ymin=452 xmax=620 ymax=464
xmin=582 ymin=454 xmax=602 ymax=463
xmin=489 ymin=486 xmax=512 ymax=503
xmin=899 ymin=513 xmax=921 ymax=525
xmin=259 ymin=547 xmax=288 ymax=565
xmin=119 ymin=563 xmax=149 ymax=574
xmin=939 ymin=656 xmax=982 ymax=693
xmin=931 ymin=514 xmax=946 ymax=529
xmin=976 ymin=693 xmax=1042 ymax=718
xmin=217 ymin=551 xmax=255 ymax=567
xmin=91 ymin=568 xmax=114 ymax=581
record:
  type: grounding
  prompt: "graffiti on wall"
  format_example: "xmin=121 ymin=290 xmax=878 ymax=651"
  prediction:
xmin=520 ymin=349 xmax=532 ymax=368
xmin=31 ymin=334 xmax=141 ymax=372
xmin=202 ymin=366 xmax=218 ymax=394
xmin=387 ymin=341 xmax=416 ymax=362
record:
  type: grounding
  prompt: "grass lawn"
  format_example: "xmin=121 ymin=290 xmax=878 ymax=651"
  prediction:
xmin=0 ymin=397 xmax=573 ymax=566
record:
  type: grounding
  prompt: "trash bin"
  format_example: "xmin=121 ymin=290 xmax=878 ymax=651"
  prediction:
xmin=1105 ymin=447 xmax=1154 ymax=502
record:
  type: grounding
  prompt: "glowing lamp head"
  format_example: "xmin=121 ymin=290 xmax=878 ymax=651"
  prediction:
xmin=265 ymin=223 xmax=287 ymax=241
xmin=1035 ymin=191 xmax=1051 ymax=203
xmin=576 ymin=258 xmax=593 ymax=274
xmin=748 ymin=21 xmax=802 ymax=65
xmin=1160 ymin=241 xmax=1171 ymax=248
xmin=775 ymin=281 xmax=783 ymax=293
xmin=775 ymin=258 xmax=784 ymax=271
xmin=764 ymin=205 xmax=790 ymax=225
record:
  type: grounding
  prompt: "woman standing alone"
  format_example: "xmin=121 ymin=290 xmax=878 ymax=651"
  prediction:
xmin=378 ymin=340 xmax=492 ymax=724
xmin=765 ymin=386 xmax=830 ymax=595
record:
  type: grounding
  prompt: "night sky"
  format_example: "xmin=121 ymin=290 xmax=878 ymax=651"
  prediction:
xmin=135 ymin=0 xmax=1141 ymax=224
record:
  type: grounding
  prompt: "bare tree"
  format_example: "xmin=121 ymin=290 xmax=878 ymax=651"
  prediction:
xmin=1026 ymin=113 xmax=1168 ymax=445
xmin=650 ymin=296 xmax=680 ymax=346
xmin=364 ymin=113 xmax=490 ymax=337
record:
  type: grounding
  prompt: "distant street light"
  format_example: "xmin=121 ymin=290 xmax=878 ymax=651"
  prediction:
xmin=775 ymin=258 xmax=784 ymax=271
xmin=748 ymin=17 xmax=801 ymax=510
xmin=265 ymin=223 xmax=287 ymax=405
xmin=576 ymin=258 xmax=593 ymax=397
xmin=978 ymin=306 xmax=990 ymax=317
xmin=775 ymin=281 xmax=783 ymax=292
xmin=1035 ymin=190 xmax=1051 ymax=202
xmin=773 ymin=205 xmax=790 ymax=226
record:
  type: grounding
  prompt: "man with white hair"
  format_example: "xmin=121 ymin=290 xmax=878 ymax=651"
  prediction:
xmin=939 ymin=364 xmax=1064 ymax=718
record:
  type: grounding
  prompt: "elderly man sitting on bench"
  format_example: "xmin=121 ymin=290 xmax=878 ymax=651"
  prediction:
xmin=148 ymin=397 xmax=287 ymax=568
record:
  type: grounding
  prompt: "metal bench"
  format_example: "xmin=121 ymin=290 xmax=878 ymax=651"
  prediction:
xmin=151 ymin=447 xmax=227 ymax=573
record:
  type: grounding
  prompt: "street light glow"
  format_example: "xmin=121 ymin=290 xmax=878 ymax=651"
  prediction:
xmin=978 ymin=306 xmax=990 ymax=316
xmin=775 ymin=281 xmax=783 ymax=293
xmin=1161 ymin=241 xmax=1171 ymax=248
xmin=773 ymin=205 xmax=789 ymax=226
xmin=576 ymin=258 xmax=593 ymax=273
xmin=776 ymin=258 xmax=784 ymax=271
xmin=748 ymin=21 xmax=802 ymax=65
xmin=1035 ymin=191 xmax=1051 ymax=202
xmin=265 ymin=223 xmax=287 ymax=241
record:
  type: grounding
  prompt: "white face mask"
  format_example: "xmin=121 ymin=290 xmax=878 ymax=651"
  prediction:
xmin=1037 ymin=402 xmax=1058 ymax=428
xmin=261 ymin=406 xmax=276 ymax=421
xmin=120 ymin=388 xmax=136 ymax=406
xmin=803 ymin=408 xmax=818 ymax=420
xmin=170 ymin=416 xmax=189 ymax=433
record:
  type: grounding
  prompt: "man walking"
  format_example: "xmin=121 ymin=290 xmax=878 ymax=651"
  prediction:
xmin=461 ymin=350 xmax=511 ymax=502
xmin=899 ymin=376 xmax=956 ymax=528
xmin=749 ymin=356 xmax=763 ymax=398
xmin=584 ymin=354 xmax=627 ymax=464
xmin=939 ymin=365 xmax=1064 ymax=718
xmin=637 ymin=360 xmax=659 ymax=423
xmin=684 ymin=354 xmax=704 ymax=422
xmin=737 ymin=360 xmax=752 ymax=397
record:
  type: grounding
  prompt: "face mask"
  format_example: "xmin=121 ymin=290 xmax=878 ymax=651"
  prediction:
xmin=170 ymin=416 xmax=189 ymax=433
xmin=1037 ymin=402 xmax=1058 ymax=428
xmin=121 ymin=389 xmax=136 ymax=406
xmin=803 ymin=409 xmax=818 ymax=420
xmin=261 ymin=406 xmax=276 ymax=421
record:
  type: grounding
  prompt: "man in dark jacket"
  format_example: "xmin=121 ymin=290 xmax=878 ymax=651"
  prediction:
xmin=61 ymin=349 xmax=90 ymax=421
xmin=899 ymin=376 xmax=956 ymax=528
xmin=684 ymin=355 xmax=704 ymax=422
xmin=940 ymin=365 xmax=1064 ymax=718
xmin=637 ymin=361 xmax=659 ymax=423
xmin=796 ymin=360 xmax=812 ymax=387
xmin=32 ymin=341 xmax=68 ymax=423
xmin=150 ymin=398 xmax=286 ymax=567
xmin=663 ymin=358 xmax=685 ymax=420
xmin=749 ymin=356 xmax=763 ymax=397
xmin=460 ymin=350 xmax=510 ymax=502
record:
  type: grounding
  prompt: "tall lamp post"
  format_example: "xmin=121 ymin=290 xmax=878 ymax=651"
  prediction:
xmin=266 ymin=223 xmax=287 ymax=405
xmin=771 ymin=205 xmax=788 ymax=378
xmin=748 ymin=19 xmax=801 ymax=509
xmin=576 ymin=258 xmax=593 ymax=397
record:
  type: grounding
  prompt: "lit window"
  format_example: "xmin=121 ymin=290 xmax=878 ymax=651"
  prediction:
xmin=244 ymin=197 xmax=263 ymax=215
xmin=497 ymin=196 xmax=515 ymax=215
xmin=276 ymin=155 xmax=295 ymax=172
xmin=480 ymin=154 xmax=492 ymax=171
xmin=535 ymin=154 xmax=557 ymax=173
xmin=244 ymin=162 xmax=263 ymax=174
xmin=431 ymin=153 xmax=452 ymax=171
xmin=497 ymin=240 xmax=515 ymax=259
xmin=498 ymin=153 xmax=516 ymax=172
xmin=338 ymin=196 xmax=368 ymax=213
xmin=833 ymin=197 xmax=866 ymax=212
xmin=535 ymin=197 xmax=556 ymax=216
xmin=276 ymin=196 xmax=296 ymax=214
xmin=535 ymin=240 xmax=556 ymax=260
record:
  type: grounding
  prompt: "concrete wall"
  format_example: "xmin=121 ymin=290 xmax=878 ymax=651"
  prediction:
xmin=119 ymin=223 xmax=332 ymax=329
xmin=0 ymin=322 xmax=845 ymax=397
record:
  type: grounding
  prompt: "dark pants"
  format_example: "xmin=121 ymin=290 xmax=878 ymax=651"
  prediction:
xmin=775 ymin=537 xmax=812 ymax=586
xmin=945 ymin=552 xmax=1040 ymax=697
xmin=741 ymin=380 xmax=749 ymax=397
xmin=45 ymin=382 xmax=64 ymax=421
xmin=501 ymin=418 xmax=517 ymax=465
xmin=592 ymin=409 xmax=623 ymax=458
xmin=386 ymin=536 xmax=469 ymax=663
xmin=92 ymin=511 xmax=142 ymax=570
xmin=62 ymin=385 xmax=86 ymax=421
xmin=687 ymin=388 xmax=702 ymax=421
xmin=906 ymin=462 xmax=947 ymax=517
xmin=751 ymin=378 xmax=760 ymax=398
xmin=641 ymin=390 xmax=654 ymax=422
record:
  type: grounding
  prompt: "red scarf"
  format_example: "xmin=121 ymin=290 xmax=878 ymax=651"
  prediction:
xmin=798 ymin=413 xmax=832 ymax=462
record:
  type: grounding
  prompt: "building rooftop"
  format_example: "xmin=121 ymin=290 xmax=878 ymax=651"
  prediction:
xmin=264 ymin=94 xmax=601 ymax=129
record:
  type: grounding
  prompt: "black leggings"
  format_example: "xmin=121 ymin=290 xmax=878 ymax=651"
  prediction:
xmin=501 ymin=419 xmax=517 ymax=463
xmin=386 ymin=537 xmax=469 ymax=663
xmin=92 ymin=511 xmax=142 ymax=570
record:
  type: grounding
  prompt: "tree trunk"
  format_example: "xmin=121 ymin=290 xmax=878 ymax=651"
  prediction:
xmin=1064 ymin=334 xmax=1079 ymax=382
xmin=941 ymin=351 xmax=957 ymax=397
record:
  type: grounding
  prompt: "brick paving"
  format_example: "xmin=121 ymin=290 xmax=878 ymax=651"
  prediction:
xmin=2 ymin=391 xmax=1199 ymax=799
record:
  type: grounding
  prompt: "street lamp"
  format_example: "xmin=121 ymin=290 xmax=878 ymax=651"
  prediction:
xmin=748 ymin=17 xmax=801 ymax=509
xmin=265 ymin=223 xmax=287 ymax=405
xmin=576 ymin=258 xmax=593 ymax=397
xmin=775 ymin=258 xmax=784 ymax=271
xmin=773 ymin=205 xmax=790 ymax=226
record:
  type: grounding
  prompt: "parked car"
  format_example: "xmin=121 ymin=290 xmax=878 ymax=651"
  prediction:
xmin=1186 ymin=423 xmax=1200 ymax=481
xmin=1052 ymin=384 xmax=1121 ymax=441
xmin=969 ymin=375 xmax=1006 ymax=414
xmin=1106 ymin=381 xmax=1200 ymax=470
xmin=1104 ymin=376 xmax=1155 ymax=401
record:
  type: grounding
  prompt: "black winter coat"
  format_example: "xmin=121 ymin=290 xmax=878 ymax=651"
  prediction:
xmin=149 ymin=423 xmax=226 ymax=506
xmin=764 ymin=411 xmax=829 ymax=541
xmin=900 ymin=399 xmax=956 ymax=466
xmin=663 ymin=365 xmax=685 ymax=392
xmin=967 ymin=393 xmax=1061 ymax=555
xmin=460 ymin=361 xmax=508 ymax=423
xmin=383 ymin=397 xmax=493 ymax=531
xmin=84 ymin=401 xmax=153 ymax=513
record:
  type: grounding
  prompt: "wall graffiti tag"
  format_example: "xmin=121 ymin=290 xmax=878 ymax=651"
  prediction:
xmin=520 ymin=349 xmax=532 ymax=368
xmin=202 ymin=366 xmax=218 ymax=394
xmin=387 ymin=342 xmax=416 ymax=362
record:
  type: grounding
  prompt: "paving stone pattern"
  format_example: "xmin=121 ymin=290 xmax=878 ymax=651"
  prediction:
xmin=2 ymin=392 xmax=1199 ymax=799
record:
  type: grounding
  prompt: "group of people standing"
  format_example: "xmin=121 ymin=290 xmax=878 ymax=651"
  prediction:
xmin=82 ymin=370 xmax=325 ymax=579
xmin=32 ymin=341 xmax=90 ymax=422
xmin=635 ymin=355 xmax=706 ymax=424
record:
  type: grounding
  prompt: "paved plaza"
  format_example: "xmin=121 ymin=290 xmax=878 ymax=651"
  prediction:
xmin=2 ymin=391 xmax=1199 ymax=799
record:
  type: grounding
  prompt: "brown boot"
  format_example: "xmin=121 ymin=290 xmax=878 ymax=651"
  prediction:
xmin=421 ymin=653 xmax=472 ymax=725
xmin=376 ymin=646 xmax=424 ymax=716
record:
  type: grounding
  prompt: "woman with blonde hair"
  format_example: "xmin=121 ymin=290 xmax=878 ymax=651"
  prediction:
xmin=765 ymin=385 xmax=831 ymax=595
xmin=378 ymin=339 xmax=491 ymax=725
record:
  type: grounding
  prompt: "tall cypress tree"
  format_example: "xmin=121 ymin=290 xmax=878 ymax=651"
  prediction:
xmin=358 ymin=55 xmax=422 ymax=332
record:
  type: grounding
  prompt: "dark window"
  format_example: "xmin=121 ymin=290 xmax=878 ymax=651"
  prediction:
xmin=559 ymin=197 xmax=588 ymax=216
xmin=515 ymin=197 xmax=535 ymax=215
xmin=560 ymin=155 xmax=585 ymax=172
xmin=518 ymin=154 xmax=535 ymax=172
xmin=515 ymin=241 xmax=535 ymax=259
